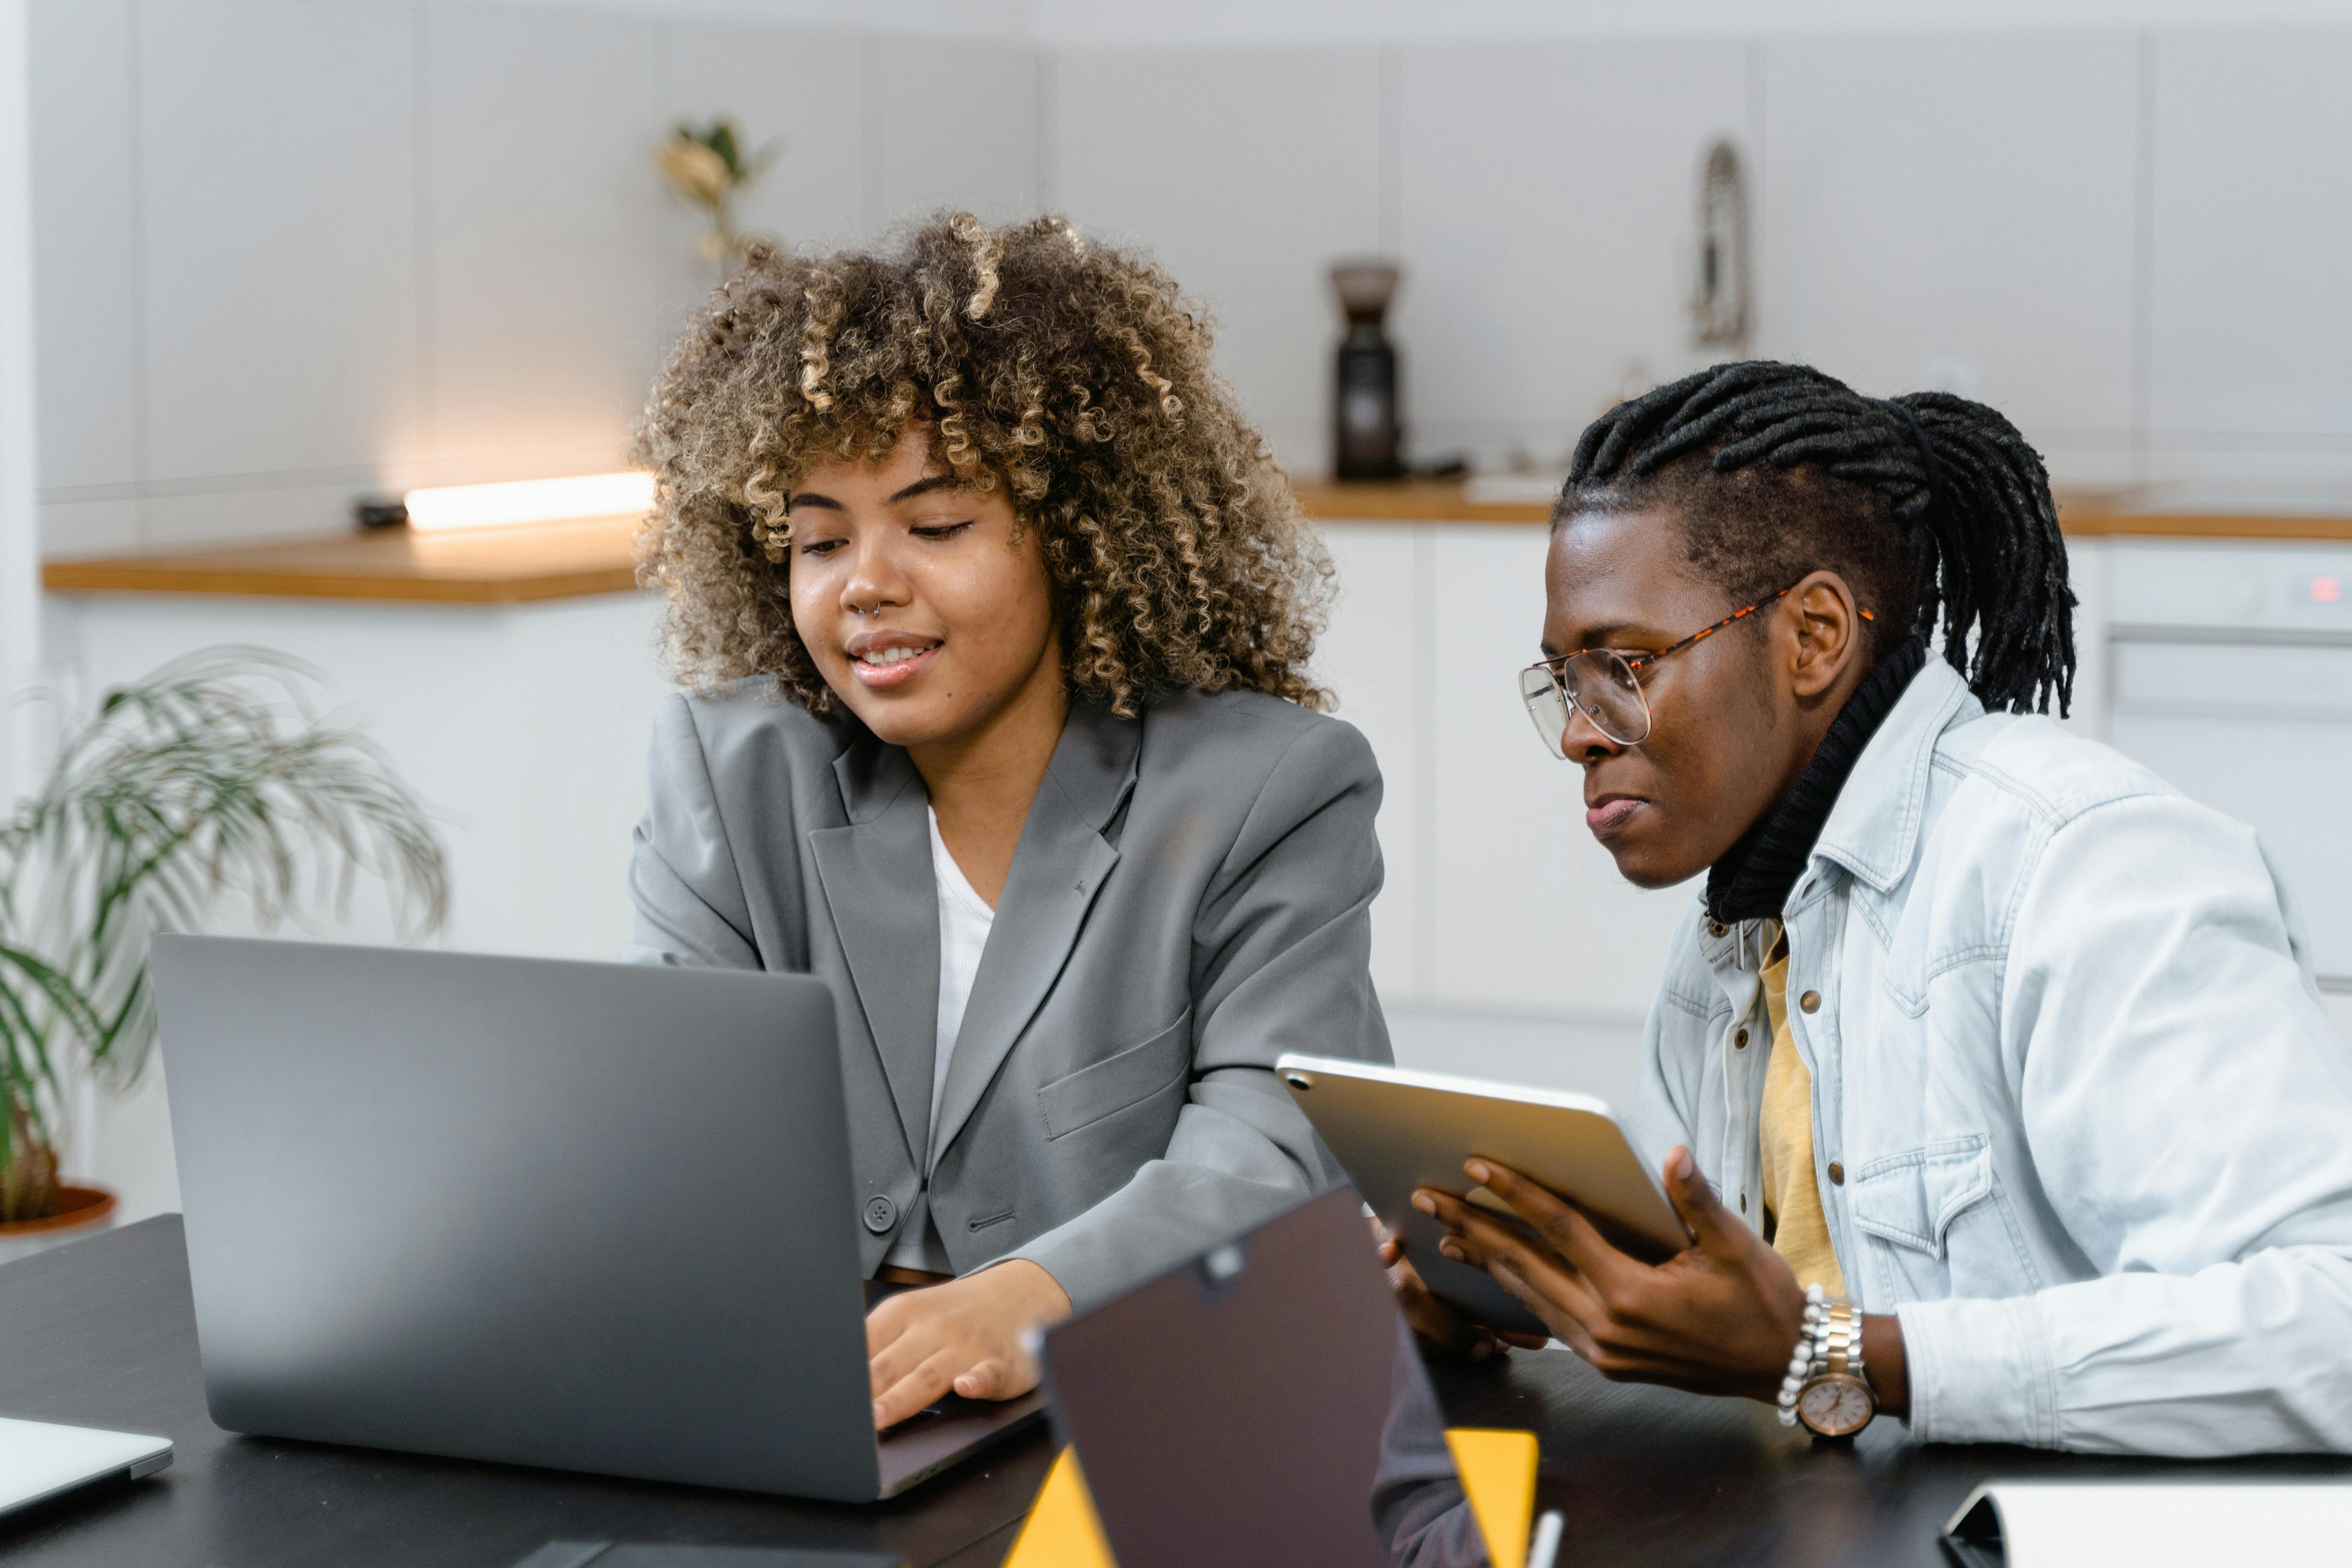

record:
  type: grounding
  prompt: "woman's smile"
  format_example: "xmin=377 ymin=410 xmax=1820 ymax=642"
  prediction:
xmin=845 ymin=631 xmax=945 ymax=689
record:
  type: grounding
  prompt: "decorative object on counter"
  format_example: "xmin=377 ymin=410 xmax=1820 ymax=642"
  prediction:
xmin=0 ymin=651 xmax=446 ymax=1253
xmin=1330 ymin=258 xmax=1405 ymax=481
xmin=1691 ymin=138 xmax=1750 ymax=353
xmin=352 ymin=497 xmax=409 ymax=530
xmin=657 ymin=117 xmax=780 ymax=271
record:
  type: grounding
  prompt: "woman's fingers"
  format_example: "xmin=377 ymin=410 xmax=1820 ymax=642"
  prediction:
xmin=872 ymin=1348 xmax=961 ymax=1430
xmin=955 ymin=1357 xmax=1023 ymax=1400
xmin=864 ymin=1293 xmax=914 ymax=1360
xmin=866 ymin=1314 xmax=934 ymax=1398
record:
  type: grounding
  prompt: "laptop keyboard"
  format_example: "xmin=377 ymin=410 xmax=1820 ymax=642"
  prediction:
xmin=878 ymin=1400 xmax=956 ymax=1443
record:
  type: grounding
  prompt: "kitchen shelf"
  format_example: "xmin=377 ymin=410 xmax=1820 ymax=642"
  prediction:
xmin=41 ymin=486 xmax=2352 ymax=606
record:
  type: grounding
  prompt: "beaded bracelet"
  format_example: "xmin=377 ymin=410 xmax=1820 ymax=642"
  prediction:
xmin=1776 ymin=1283 xmax=1868 ymax=1429
xmin=1776 ymin=1282 xmax=1828 ymax=1427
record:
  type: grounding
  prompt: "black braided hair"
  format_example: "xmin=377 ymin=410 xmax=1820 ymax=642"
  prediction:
xmin=1562 ymin=360 xmax=2075 ymax=716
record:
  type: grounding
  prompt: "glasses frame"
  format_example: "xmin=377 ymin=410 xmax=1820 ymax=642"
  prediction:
xmin=1521 ymin=580 xmax=1866 ymax=754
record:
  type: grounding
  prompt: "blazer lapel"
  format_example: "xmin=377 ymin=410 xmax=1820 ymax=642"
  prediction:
xmin=929 ymin=701 xmax=1140 ymax=1165
xmin=807 ymin=737 xmax=937 ymax=1165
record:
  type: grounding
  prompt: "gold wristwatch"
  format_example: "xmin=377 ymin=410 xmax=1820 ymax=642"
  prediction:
xmin=1795 ymin=1296 xmax=1876 ymax=1439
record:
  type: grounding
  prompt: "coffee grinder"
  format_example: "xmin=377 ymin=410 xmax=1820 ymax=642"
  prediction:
xmin=1330 ymin=259 xmax=1404 ymax=480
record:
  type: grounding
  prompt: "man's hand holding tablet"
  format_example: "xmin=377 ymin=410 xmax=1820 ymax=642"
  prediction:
xmin=1416 ymin=1150 xmax=1782 ymax=1396
xmin=1278 ymin=1053 xmax=1915 ymax=1416
xmin=1415 ymin=1149 xmax=1912 ymax=1418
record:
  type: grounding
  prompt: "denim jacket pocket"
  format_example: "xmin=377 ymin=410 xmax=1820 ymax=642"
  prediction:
xmin=1038 ymin=1008 xmax=1194 ymax=1141
xmin=1849 ymin=1135 xmax=2039 ymax=1303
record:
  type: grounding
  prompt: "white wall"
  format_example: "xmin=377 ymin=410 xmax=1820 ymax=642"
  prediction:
xmin=1043 ymin=23 xmax=2352 ymax=488
xmin=27 ymin=0 xmax=1043 ymax=557
xmin=36 ymin=8 xmax=2352 ymax=561
xmin=0 ymin=0 xmax=37 ymax=801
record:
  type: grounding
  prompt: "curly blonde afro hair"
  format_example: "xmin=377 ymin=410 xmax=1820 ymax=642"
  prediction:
xmin=632 ymin=211 xmax=1333 ymax=716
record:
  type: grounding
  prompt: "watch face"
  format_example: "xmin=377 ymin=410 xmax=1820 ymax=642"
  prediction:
xmin=1797 ymin=1374 xmax=1875 ymax=1438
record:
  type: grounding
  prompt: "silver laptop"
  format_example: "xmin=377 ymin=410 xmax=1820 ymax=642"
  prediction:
xmin=0 ymin=1418 xmax=171 ymax=1518
xmin=151 ymin=935 xmax=1040 ymax=1503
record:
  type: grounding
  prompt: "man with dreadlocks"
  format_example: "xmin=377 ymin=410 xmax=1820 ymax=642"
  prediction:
xmin=1403 ymin=361 xmax=2352 ymax=1454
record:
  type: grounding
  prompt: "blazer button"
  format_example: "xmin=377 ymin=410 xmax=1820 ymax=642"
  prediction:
xmin=1827 ymin=1162 xmax=1846 ymax=1186
xmin=1734 ymin=1028 xmax=1750 ymax=1049
xmin=863 ymin=1195 xmax=897 ymax=1234
xmin=1800 ymin=990 xmax=1822 ymax=1013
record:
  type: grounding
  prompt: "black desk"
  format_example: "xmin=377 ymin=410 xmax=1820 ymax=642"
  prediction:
xmin=9 ymin=1217 xmax=2350 ymax=1568
xmin=1428 ymin=1323 xmax=2352 ymax=1565
xmin=0 ymin=1219 xmax=1050 ymax=1567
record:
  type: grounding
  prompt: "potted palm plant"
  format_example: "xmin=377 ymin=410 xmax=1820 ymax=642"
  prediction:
xmin=0 ymin=649 xmax=446 ymax=1260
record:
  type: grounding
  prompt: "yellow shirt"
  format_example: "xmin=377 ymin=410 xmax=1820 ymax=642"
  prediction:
xmin=1759 ymin=927 xmax=1846 ymax=1295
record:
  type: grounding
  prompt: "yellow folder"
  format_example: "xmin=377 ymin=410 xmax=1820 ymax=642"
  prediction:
xmin=1003 ymin=1427 xmax=1540 ymax=1568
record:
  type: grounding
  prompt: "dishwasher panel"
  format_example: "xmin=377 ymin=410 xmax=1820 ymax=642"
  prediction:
xmin=2111 ymin=649 xmax=2352 ymax=981
xmin=2107 ymin=542 xmax=2352 ymax=987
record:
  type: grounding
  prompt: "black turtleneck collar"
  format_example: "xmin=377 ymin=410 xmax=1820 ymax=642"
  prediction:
xmin=1704 ymin=635 xmax=1929 ymax=926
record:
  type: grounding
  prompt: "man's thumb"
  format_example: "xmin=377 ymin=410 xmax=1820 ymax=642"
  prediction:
xmin=1662 ymin=1146 xmax=1735 ymax=1248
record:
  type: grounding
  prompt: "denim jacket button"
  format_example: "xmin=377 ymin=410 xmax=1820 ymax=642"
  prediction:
xmin=1707 ymin=919 xmax=1727 ymax=938
xmin=1827 ymin=1162 xmax=1846 ymax=1185
xmin=1800 ymin=989 xmax=1822 ymax=1013
xmin=1734 ymin=1027 xmax=1750 ymax=1049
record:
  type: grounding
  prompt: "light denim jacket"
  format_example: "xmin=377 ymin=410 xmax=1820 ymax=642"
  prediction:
xmin=1626 ymin=657 xmax=2352 ymax=1455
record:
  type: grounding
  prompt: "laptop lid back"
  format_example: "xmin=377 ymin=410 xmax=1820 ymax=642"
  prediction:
xmin=1041 ymin=1186 xmax=1492 ymax=1568
xmin=154 ymin=935 xmax=879 ymax=1501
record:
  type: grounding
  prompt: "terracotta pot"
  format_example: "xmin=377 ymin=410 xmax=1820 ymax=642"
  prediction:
xmin=0 ymin=1185 xmax=119 ymax=1267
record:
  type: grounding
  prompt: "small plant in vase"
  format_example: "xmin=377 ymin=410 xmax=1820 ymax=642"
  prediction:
xmin=0 ymin=650 xmax=447 ymax=1246
xmin=657 ymin=117 xmax=781 ymax=271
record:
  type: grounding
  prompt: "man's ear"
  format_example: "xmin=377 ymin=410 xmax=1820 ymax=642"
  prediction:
xmin=1786 ymin=571 xmax=1865 ymax=702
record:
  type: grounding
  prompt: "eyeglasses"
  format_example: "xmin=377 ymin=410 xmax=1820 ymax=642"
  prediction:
xmin=1519 ymin=582 xmax=1852 ymax=755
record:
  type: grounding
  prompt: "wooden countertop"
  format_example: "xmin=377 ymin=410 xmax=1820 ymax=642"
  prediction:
xmin=41 ymin=485 xmax=2352 ymax=605
xmin=42 ymin=517 xmax=644 ymax=604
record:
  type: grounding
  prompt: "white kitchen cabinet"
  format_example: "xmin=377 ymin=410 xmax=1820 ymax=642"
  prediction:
xmin=1313 ymin=518 xmax=1678 ymax=1094
xmin=1314 ymin=522 xmax=1426 ymax=1000
xmin=1053 ymin=45 xmax=1385 ymax=476
xmin=46 ymin=589 xmax=672 ymax=963
xmin=139 ymin=0 xmax=423 ymax=512
xmin=2148 ymin=31 xmax=2352 ymax=458
xmin=1757 ymin=31 xmax=2141 ymax=487
xmin=43 ymin=584 xmax=674 ymax=1227
xmin=1394 ymin=36 xmax=1751 ymax=471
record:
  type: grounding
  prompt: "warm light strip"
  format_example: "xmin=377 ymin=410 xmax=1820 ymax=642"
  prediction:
xmin=402 ymin=471 xmax=656 ymax=533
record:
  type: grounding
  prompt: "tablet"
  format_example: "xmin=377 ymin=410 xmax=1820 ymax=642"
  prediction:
xmin=1276 ymin=1053 xmax=1689 ymax=1339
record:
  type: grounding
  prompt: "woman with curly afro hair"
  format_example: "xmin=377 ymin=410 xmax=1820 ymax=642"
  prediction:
xmin=626 ymin=213 xmax=1392 ymax=1430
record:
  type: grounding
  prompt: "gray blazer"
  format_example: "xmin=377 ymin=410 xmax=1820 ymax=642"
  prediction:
xmin=623 ymin=684 xmax=1392 ymax=1309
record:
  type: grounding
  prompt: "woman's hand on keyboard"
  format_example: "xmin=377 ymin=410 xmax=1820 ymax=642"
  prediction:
xmin=864 ymin=1259 xmax=1073 ymax=1430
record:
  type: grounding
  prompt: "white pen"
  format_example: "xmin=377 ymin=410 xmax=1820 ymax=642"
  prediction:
xmin=1527 ymin=1508 xmax=1566 ymax=1568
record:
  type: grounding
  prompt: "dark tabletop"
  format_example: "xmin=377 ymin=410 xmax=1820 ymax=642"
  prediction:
xmin=7 ymin=1216 xmax=2349 ymax=1568
xmin=0 ymin=1218 xmax=1048 ymax=1568
xmin=1426 ymin=1326 xmax=2352 ymax=1566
